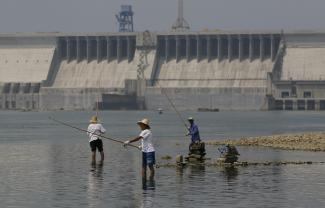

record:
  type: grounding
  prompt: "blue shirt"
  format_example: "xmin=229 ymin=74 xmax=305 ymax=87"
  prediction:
xmin=188 ymin=123 xmax=200 ymax=143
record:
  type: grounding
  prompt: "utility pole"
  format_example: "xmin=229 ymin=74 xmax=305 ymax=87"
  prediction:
xmin=172 ymin=0 xmax=190 ymax=32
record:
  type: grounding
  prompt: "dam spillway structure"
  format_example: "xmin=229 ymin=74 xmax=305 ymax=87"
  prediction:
xmin=0 ymin=31 xmax=325 ymax=111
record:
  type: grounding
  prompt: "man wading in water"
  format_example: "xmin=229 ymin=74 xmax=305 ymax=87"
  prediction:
xmin=87 ymin=116 xmax=106 ymax=166
xmin=124 ymin=118 xmax=155 ymax=180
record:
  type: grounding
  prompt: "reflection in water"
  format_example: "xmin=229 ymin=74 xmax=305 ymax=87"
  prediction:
xmin=142 ymin=178 xmax=155 ymax=191
xmin=176 ymin=166 xmax=185 ymax=177
xmin=141 ymin=191 xmax=156 ymax=208
xmin=189 ymin=165 xmax=206 ymax=177
xmin=3 ymin=111 xmax=325 ymax=208
xmin=175 ymin=167 xmax=185 ymax=208
xmin=141 ymin=179 xmax=156 ymax=208
xmin=87 ymin=164 xmax=104 ymax=208
xmin=222 ymin=166 xmax=239 ymax=181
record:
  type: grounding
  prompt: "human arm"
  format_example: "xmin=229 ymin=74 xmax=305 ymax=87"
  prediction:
xmin=100 ymin=124 xmax=106 ymax=134
xmin=123 ymin=136 xmax=143 ymax=146
xmin=188 ymin=125 xmax=199 ymax=136
xmin=128 ymin=136 xmax=142 ymax=143
xmin=87 ymin=125 xmax=91 ymax=136
xmin=186 ymin=125 xmax=193 ymax=136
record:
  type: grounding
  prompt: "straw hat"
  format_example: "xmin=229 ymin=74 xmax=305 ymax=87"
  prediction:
xmin=89 ymin=116 xmax=99 ymax=123
xmin=137 ymin=118 xmax=150 ymax=128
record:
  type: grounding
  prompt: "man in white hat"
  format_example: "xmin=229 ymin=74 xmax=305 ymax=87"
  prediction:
xmin=123 ymin=118 xmax=155 ymax=180
xmin=87 ymin=116 xmax=106 ymax=166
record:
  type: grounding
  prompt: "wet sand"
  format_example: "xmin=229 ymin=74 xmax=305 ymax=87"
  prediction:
xmin=206 ymin=132 xmax=325 ymax=151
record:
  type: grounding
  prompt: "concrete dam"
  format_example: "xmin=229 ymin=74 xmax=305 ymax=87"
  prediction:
xmin=0 ymin=31 xmax=324 ymax=111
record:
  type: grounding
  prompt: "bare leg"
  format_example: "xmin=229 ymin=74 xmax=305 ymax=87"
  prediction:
xmin=99 ymin=151 xmax=104 ymax=164
xmin=142 ymin=166 xmax=147 ymax=179
xmin=91 ymin=151 xmax=96 ymax=165
xmin=149 ymin=165 xmax=155 ymax=180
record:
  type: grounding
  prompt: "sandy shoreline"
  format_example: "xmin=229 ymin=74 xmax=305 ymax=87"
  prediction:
xmin=206 ymin=132 xmax=325 ymax=151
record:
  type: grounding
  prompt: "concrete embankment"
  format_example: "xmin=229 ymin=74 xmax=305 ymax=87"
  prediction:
xmin=206 ymin=132 xmax=325 ymax=151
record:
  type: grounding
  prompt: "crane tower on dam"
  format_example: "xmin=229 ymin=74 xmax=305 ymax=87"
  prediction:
xmin=115 ymin=5 xmax=134 ymax=32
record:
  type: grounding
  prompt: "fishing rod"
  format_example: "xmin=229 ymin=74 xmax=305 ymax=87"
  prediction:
xmin=96 ymin=95 xmax=99 ymax=117
xmin=136 ymin=31 xmax=189 ymax=132
xmin=156 ymin=81 xmax=189 ymax=131
xmin=96 ymin=72 xmax=103 ymax=118
xmin=48 ymin=116 xmax=140 ymax=149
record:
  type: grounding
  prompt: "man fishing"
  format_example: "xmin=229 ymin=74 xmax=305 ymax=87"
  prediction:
xmin=186 ymin=117 xmax=201 ymax=150
xmin=123 ymin=118 xmax=155 ymax=180
xmin=87 ymin=116 xmax=106 ymax=166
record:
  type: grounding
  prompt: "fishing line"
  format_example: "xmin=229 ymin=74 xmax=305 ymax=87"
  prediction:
xmin=49 ymin=116 xmax=139 ymax=150
xmin=155 ymin=81 xmax=189 ymax=131
xmin=139 ymin=31 xmax=189 ymax=132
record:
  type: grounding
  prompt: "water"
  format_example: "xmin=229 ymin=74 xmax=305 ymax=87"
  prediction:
xmin=1 ymin=111 xmax=325 ymax=208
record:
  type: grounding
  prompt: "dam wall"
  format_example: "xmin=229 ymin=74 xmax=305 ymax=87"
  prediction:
xmin=0 ymin=36 xmax=55 ymax=110
xmin=0 ymin=36 xmax=56 ymax=83
xmin=281 ymin=34 xmax=325 ymax=81
xmin=40 ymin=88 xmax=107 ymax=111
xmin=270 ymin=33 xmax=325 ymax=111
xmin=154 ymin=34 xmax=280 ymax=87
xmin=3 ymin=31 xmax=325 ymax=111
xmin=145 ymin=33 xmax=280 ymax=110
xmin=39 ymin=34 xmax=156 ymax=110
xmin=153 ymin=59 xmax=272 ymax=88
xmin=50 ymin=35 xmax=154 ymax=89
xmin=51 ymin=51 xmax=155 ymax=89
xmin=145 ymin=87 xmax=268 ymax=111
xmin=0 ymin=32 xmax=281 ymax=111
xmin=0 ymin=47 xmax=55 ymax=83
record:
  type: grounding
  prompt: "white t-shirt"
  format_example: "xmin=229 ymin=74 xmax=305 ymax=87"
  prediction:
xmin=139 ymin=129 xmax=155 ymax=153
xmin=87 ymin=123 xmax=106 ymax=142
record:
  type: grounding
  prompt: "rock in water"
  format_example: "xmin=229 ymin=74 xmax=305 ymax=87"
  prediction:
xmin=185 ymin=142 xmax=206 ymax=163
xmin=218 ymin=144 xmax=240 ymax=164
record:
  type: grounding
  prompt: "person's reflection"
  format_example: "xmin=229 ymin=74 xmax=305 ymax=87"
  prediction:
xmin=189 ymin=164 xmax=206 ymax=177
xmin=176 ymin=166 xmax=185 ymax=177
xmin=222 ymin=166 xmax=238 ymax=181
xmin=87 ymin=164 xmax=104 ymax=208
xmin=142 ymin=178 xmax=155 ymax=191
xmin=141 ymin=179 xmax=156 ymax=208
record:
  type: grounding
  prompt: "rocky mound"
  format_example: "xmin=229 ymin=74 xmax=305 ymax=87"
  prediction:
xmin=206 ymin=132 xmax=325 ymax=151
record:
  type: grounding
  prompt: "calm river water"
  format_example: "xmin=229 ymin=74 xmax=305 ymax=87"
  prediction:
xmin=1 ymin=110 xmax=325 ymax=208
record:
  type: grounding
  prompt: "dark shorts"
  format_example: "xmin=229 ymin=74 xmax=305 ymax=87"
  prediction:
xmin=142 ymin=152 xmax=155 ymax=167
xmin=90 ymin=139 xmax=103 ymax=152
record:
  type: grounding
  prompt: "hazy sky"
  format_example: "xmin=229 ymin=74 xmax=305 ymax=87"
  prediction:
xmin=1 ymin=0 xmax=325 ymax=33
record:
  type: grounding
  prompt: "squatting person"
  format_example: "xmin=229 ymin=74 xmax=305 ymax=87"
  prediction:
xmin=87 ymin=116 xmax=106 ymax=166
xmin=124 ymin=118 xmax=155 ymax=180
